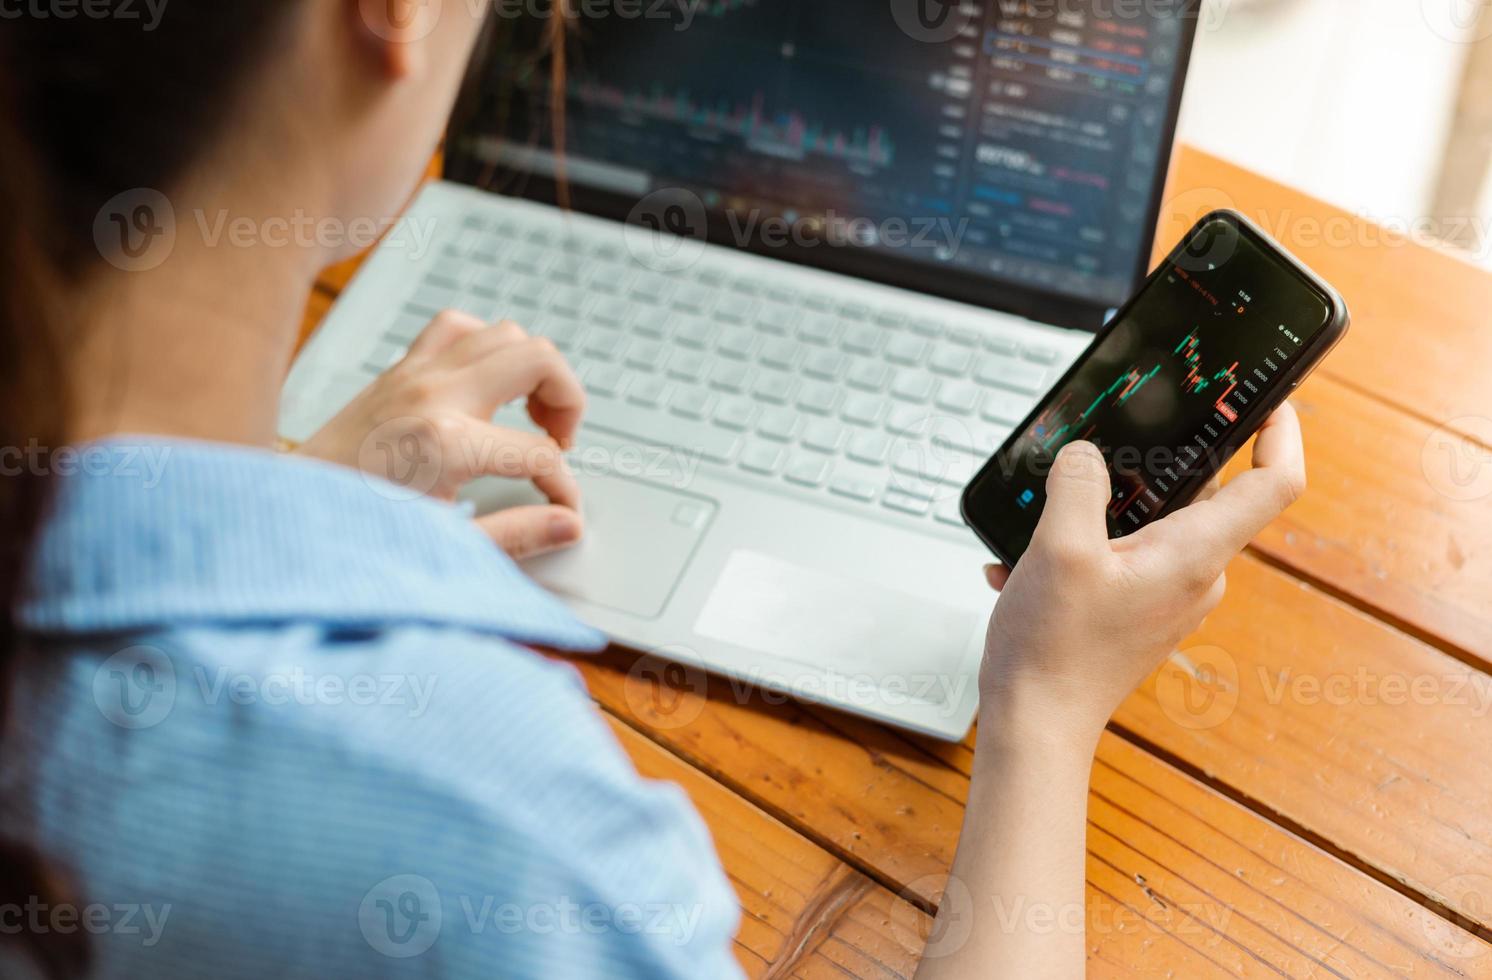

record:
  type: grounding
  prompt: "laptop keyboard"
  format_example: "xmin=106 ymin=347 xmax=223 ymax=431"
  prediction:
xmin=362 ymin=210 xmax=1079 ymax=531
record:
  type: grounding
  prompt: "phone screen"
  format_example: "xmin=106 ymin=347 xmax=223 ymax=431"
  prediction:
xmin=963 ymin=215 xmax=1336 ymax=562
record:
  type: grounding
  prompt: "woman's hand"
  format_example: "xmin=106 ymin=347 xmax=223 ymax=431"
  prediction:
xmin=916 ymin=404 xmax=1306 ymax=980
xmin=296 ymin=311 xmax=587 ymax=559
xmin=979 ymin=402 xmax=1307 ymax=746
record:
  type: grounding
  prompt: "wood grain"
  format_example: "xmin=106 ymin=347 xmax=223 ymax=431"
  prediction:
xmin=583 ymin=649 xmax=1490 ymax=974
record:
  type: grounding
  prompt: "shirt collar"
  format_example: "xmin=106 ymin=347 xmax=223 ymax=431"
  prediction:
xmin=16 ymin=437 xmax=605 ymax=651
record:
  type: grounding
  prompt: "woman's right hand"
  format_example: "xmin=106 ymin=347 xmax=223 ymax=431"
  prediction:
xmin=977 ymin=402 xmax=1307 ymax=745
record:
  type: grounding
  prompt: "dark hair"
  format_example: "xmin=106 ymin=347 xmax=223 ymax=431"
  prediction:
xmin=0 ymin=4 xmax=303 ymax=974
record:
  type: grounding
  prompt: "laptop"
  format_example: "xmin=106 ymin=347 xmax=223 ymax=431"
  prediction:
xmin=279 ymin=0 xmax=1200 ymax=740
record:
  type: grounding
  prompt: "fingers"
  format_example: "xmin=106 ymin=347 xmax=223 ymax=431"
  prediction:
xmin=983 ymin=563 xmax=1011 ymax=591
xmin=1031 ymin=441 xmax=1112 ymax=556
xmin=442 ymin=328 xmax=587 ymax=450
xmin=1139 ymin=403 xmax=1307 ymax=570
xmin=458 ymin=419 xmax=581 ymax=510
xmin=405 ymin=310 xmax=495 ymax=359
xmin=477 ymin=504 xmax=584 ymax=560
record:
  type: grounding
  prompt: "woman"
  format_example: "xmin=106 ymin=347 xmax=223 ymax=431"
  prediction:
xmin=0 ymin=2 xmax=1305 ymax=978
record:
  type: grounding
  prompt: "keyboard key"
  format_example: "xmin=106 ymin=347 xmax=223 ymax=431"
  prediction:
xmin=893 ymin=446 xmax=979 ymax=487
xmin=839 ymin=300 xmax=871 ymax=320
xmin=929 ymin=346 xmax=973 ymax=377
xmin=740 ymin=443 xmax=785 ymax=475
xmin=755 ymin=304 xmax=794 ymax=335
xmin=673 ymin=284 xmax=712 ymax=313
xmin=387 ymin=312 xmax=429 ymax=344
xmin=364 ymin=340 xmax=406 ymax=373
xmin=753 ymin=371 xmax=796 ymax=405
xmin=841 ymin=323 xmax=881 ymax=355
xmin=802 ymin=292 xmax=836 ymax=312
xmin=890 ymin=371 xmax=935 ymax=402
xmin=509 ymin=249 xmax=552 ymax=275
xmin=984 ymin=333 xmax=1020 ymax=355
xmin=847 ymin=360 xmax=890 ymax=392
xmin=935 ymin=382 xmax=979 ymax=415
xmin=847 ymin=430 xmax=891 ymax=464
xmin=882 ymin=490 xmax=931 ymax=517
xmin=796 ymin=381 xmax=839 ymax=415
xmin=588 ymin=265 xmax=630 ymax=294
xmin=757 ymin=407 xmax=803 ymax=442
xmin=713 ymin=397 xmax=758 ymax=431
xmin=798 ymin=315 xmax=838 ymax=345
xmin=625 ymin=340 xmax=667 ymax=373
xmin=975 ymin=358 xmax=1046 ymax=394
xmin=830 ymin=474 xmax=880 ymax=502
xmin=410 ymin=283 xmax=459 ymax=313
xmin=759 ymin=338 xmax=801 ymax=369
xmin=666 ymin=350 xmax=708 ymax=382
xmin=583 ymin=329 xmax=626 ymax=362
xmin=841 ymin=393 xmax=886 ymax=427
xmin=713 ymin=298 xmax=757 ymax=325
xmin=508 ymin=279 xmax=549 ymax=309
xmin=674 ymin=318 xmax=717 ymax=350
xmin=874 ymin=310 xmax=908 ymax=329
xmin=885 ymin=335 xmax=928 ymax=366
xmin=585 ymin=394 xmax=741 ymax=464
xmin=717 ymin=328 xmax=757 ymax=360
xmin=632 ymin=311 xmax=668 ymax=339
xmin=887 ymin=405 xmax=932 ymax=436
xmin=708 ymin=361 xmax=752 ymax=393
xmin=627 ymin=376 xmax=669 ymax=407
xmin=803 ymin=349 xmax=846 ymax=380
xmin=889 ymin=474 xmax=941 ymax=502
xmin=948 ymin=325 xmax=981 ymax=346
xmin=982 ymin=391 xmax=1031 ymax=424
xmin=785 ymin=456 xmax=831 ymax=488
xmin=935 ymin=499 xmax=966 ymax=527
xmin=802 ymin=419 xmax=846 ymax=453
xmin=589 ymin=299 xmax=633 ymax=328
xmin=670 ymin=387 xmax=714 ymax=420
xmin=541 ymin=319 xmax=585 ymax=352
xmin=629 ymin=275 xmax=673 ymax=305
xmin=1022 ymin=343 xmax=1061 ymax=364
xmin=910 ymin=317 xmax=943 ymax=337
xmin=587 ymin=365 xmax=627 ymax=398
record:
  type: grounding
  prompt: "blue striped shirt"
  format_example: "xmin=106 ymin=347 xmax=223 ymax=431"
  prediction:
xmin=0 ymin=439 xmax=742 ymax=979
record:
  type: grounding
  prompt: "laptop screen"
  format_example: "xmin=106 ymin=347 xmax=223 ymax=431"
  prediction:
xmin=448 ymin=0 xmax=1198 ymax=328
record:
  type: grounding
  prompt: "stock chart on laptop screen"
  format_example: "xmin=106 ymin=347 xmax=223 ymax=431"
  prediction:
xmin=461 ymin=0 xmax=1194 ymax=309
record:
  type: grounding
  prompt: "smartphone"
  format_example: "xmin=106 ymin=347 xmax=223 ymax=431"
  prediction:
xmin=961 ymin=210 xmax=1349 ymax=566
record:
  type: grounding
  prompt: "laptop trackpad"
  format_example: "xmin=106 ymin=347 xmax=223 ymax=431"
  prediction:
xmin=462 ymin=473 xmax=716 ymax=619
xmin=693 ymin=550 xmax=978 ymax=704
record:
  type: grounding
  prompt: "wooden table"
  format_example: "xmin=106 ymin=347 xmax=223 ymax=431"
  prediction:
xmin=303 ymin=146 xmax=1492 ymax=977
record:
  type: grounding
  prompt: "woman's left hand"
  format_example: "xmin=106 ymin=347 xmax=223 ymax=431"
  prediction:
xmin=295 ymin=311 xmax=587 ymax=559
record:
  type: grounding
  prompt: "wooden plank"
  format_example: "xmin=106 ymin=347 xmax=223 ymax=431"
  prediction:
xmin=1160 ymin=146 xmax=1492 ymax=441
xmin=1116 ymin=553 xmax=1492 ymax=929
xmin=1250 ymin=373 xmax=1492 ymax=662
xmin=608 ymin=710 xmax=1276 ymax=977
xmin=572 ymin=647 xmax=1491 ymax=973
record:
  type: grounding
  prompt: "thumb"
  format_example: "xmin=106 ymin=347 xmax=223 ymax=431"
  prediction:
xmin=477 ymin=504 xmax=584 ymax=560
xmin=1032 ymin=441 xmax=1112 ymax=553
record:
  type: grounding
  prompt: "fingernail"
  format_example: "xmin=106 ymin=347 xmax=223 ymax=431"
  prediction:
xmin=549 ymin=511 xmax=582 ymax=544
